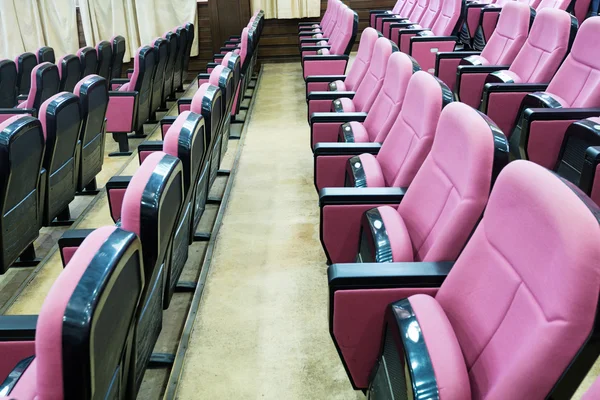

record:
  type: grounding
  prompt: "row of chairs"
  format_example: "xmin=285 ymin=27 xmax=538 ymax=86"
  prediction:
xmin=2 ymin=38 xmax=125 ymax=108
xmin=303 ymin=1 xmax=600 ymax=397
xmin=0 ymin=13 xmax=264 ymax=400
xmin=106 ymin=23 xmax=195 ymax=155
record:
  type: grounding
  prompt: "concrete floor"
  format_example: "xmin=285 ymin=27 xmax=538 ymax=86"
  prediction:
xmin=174 ymin=62 xmax=363 ymax=399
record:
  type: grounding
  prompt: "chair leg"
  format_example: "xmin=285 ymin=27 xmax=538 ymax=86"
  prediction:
xmin=13 ymin=244 xmax=41 ymax=267
xmin=110 ymin=132 xmax=132 ymax=157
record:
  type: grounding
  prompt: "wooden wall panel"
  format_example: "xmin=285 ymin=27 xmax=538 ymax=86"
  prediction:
xmin=258 ymin=0 xmax=396 ymax=61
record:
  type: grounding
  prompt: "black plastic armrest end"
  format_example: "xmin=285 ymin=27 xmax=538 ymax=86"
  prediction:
xmin=302 ymin=45 xmax=331 ymax=52
xmin=111 ymin=78 xmax=130 ymax=85
xmin=319 ymin=187 xmax=407 ymax=206
xmin=305 ymin=75 xmax=347 ymax=83
xmin=138 ymin=141 xmax=164 ymax=152
xmin=161 ymin=116 xmax=177 ymax=125
xmin=303 ymin=54 xmax=349 ymax=62
xmin=58 ymin=229 xmax=95 ymax=249
xmin=106 ymin=175 xmax=133 ymax=190
xmin=523 ymin=108 xmax=600 ymax=124
xmin=314 ymin=142 xmax=382 ymax=156
xmin=307 ymin=91 xmax=355 ymax=101
xmin=328 ymin=261 xmax=455 ymax=289
xmin=177 ymin=98 xmax=192 ymax=105
xmin=310 ymin=112 xmax=368 ymax=124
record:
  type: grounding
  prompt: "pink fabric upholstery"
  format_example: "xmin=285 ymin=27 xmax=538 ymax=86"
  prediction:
xmin=408 ymin=294 xmax=471 ymax=399
xmin=209 ymin=65 xmax=225 ymax=86
xmin=106 ymin=95 xmax=135 ymax=133
xmin=22 ymin=63 xmax=46 ymax=109
xmin=163 ymin=111 xmax=190 ymax=157
xmin=545 ymin=17 xmax=600 ymax=108
xmin=592 ymin=163 xmax=600 ymax=206
xmin=332 ymin=287 xmax=439 ymax=388
xmin=395 ymin=102 xmax=495 ymax=261
xmin=38 ymin=93 xmax=67 ymax=140
xmin=344 ymin=37 xmax=393 ymax=113
xmin=338 ymin=97 xmax=356 ymax=112
xmin=191 ymin=83 xmax=210 ymax=114
xmin=430 ymin=0 xmax=462 ymax=36
xmin=303 ymin=57 xmax=348 ymax=78
xmin=239 ymin=28 xmax=249 ymax=64
xmin=507 ymin=9 xmax=571 ymax=84
xmin=35 ymin=226 xmax=118 ymax=400
xmin=378 ymin=205 xmax=414 ymax=261
xmin=0 ymin=341 xmax=35 ymax=387
xmin=478 ymin=2 xmax=529 ymax=66
xmin=315 ymin=154 xmax=353 ymax=189
xmin=9 ymin=358 xmax=37 ymax=398
xmin=340 ymin=27 xmax=379 ymax=92
xmin=357 ymin=53 xmax=415 ymax=143
xmin=0 ymin=115 xmax=31 ymax=133
xmin=358 ymin=153 xmax=386 ymax=187
xmin=61 ymin=246 xmax=78 ymax=266
xmin=375 ymin=71 xmax=445 ymax=187
xmin=121 ymin=152 xmax=165 ymax=236
xmin=108 ymin=188 xmax=126 ymax=221
xmin=56 ymin=56 xmax=65 ymax=79
xmin=436 ymin=160 xmax=600 ymax=398
xmin=122 ymin=47 xmax=142 ymax=92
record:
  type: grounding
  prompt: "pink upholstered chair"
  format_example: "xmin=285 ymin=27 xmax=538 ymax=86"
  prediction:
xmin=95 ymin=40 xmax=113 ymax=81
xmin=479 ymin=8 xmax=575 ymax=135
xmin=396 ymin=0 xmax=464 ymax=73
xmin=36 ymin=46 xmax=54 ymax=64
xmin=313 ymin=69 xmax=452 ymax=191
xmin=138 ymin=111 xmax=207 ymax=306
xmin=105 ymin=46 xmax=156 ymax=156
xmin=14 ymin=52 xmax=37 ymax=96
xmin=299 ymin=0 xmax=343 ymax=38
xmin=0 ymin=226 xmax=144 ymax=399
xmin=319 ymin=101 xmax=509 ymax=266
xmin=38 ymin=92 xmax=82 ymax=227
xmin=307 ymin=37 xmax=396 ymax=121
xmin=56 ymin=54 xmax=82 ymax=93
xmin=77 ymin=46 xmax=98 ymax=79
xmin=0 ymin=115 xmax=44 ymax=274
xmin=453 ymin=2 xmax=531 ymax=107
xmin=110 ymin=35 xmax=126 ymax=79
xmin=329 ymin=161 xmax=600 ymax=397
xmin=304 ymin=27 xmax=379 ymax=97
xmin=74 ymin=75 xmax=109 ymax=195
xmin=508 ymin=16 xmax=600 ymax=169
xmin=301 ymin=8 xmax=359 ymax=79
xmin=206 ymin=52 xmax=242 ymax=118
xmin=300 ymin=4 xmax=348 ymax=47
xmin=337 ymin=54 xmax=423 ymax=144
xmin=0 ymin=60 xmax=17 ymax=108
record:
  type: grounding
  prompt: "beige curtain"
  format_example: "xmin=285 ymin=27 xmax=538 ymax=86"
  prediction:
xmin=79 ymin=0 xmax=198 ymax=62
xmin=252 ymin=0 xmax=320 ymax=19
xmin=39 ymin=0 xmax=80 ymax=57
xmin=0 ymin=0 xmax=46 ymax=60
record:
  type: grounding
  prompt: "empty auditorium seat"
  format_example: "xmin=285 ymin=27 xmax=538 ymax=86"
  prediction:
xmin=36 ymin=46 xmax=55 ymax=64
xmin=96 ymin=40 xmax=113 ymax=81
xmin=172 ymin=26 xmax=188 ymax=93
xmin=319 ymin=102 xmax=509 ymax=265
xmin=0 ymin=60 xmax=17 ymax=108
xmin=110 ymin=35 xmax=126 ymax=79
xmin=329 ymin=161 xmax=600 ymax=396
xmin=0 ymin=63 xmax=60 ymax=123
xmin=75 ymin=75 xmax=109 ymax=195
xmin=554 ymin=118 xmax=600 ymax=206
xmin=313 ymin=70 xmax=452 ymax=191
xmin=138 ymin=111 xmax=207 ymax=304
xmin=471 ymin=0 xmax=521 ymax=51
xmin=77 ymin=46 xmax=98 ymax=79
xmin=38 ymin=92 xmax=82 ymax=226
xmin=304 ymin=27 xmax=379 ymax=97
xmin=60 ymin=152 xmax=184 ymax=396
xmin=163 ymin=31 xmax=178 ymax=101
xmin=509 ymin=17 xmax=600 ymax=169
xmin=307 ymin=37 xmax=396 ymax=120
xmin=453 ymin=2 xmax=531 ymax=107
xmin=477 ymin=8 xmax=575 ymax=135
xmin=0 ymin=226 xmax=144 ymax=399
xmin=394 ymin=0 xmax=464 ymax=73
xmin=15 ymin=52 xmax=37 ymax=96
xmin=57 ymin=54 xmax=82 ymax=93
xmin=106 ymin=45 xmax=156 ymax=155
xmin=150 ymin=37 xmax=168 ymax=120
xmin=301 ymin=7 xmax=359 ymax=79
xmin=0 ymin=116 xmax=44 ymax=274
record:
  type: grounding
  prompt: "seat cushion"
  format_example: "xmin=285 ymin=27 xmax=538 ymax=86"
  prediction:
xmin=319 ymin=48 xmax=331 ymax=55
xmin=377 ymin=205 xmax=414 ymax=262
xmin=118 ymin=82 xmax=131 ymax=92
xmin=16 ymin=101 xmax=28 ymax=109
xmin=358 ymin=153 xmax=386 ymax=187
xmin=7 ymin=357 xmax=38 ymax=398
xmin=408 ymin=294 xmax=471 ymax=400
xmin=338 ymin=97 xmax=355 ymax=112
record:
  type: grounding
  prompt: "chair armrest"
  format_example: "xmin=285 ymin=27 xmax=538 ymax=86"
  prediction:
xmin=58 ymin=229 xmax=95 ymax=266
xmin=213 ymin=54 xmax=225 ymax=60
xmin=435 ymin=51 xmax=481 ymax=74
xmin=299 ymin=31 xmax=321 ymax=37
xmin=314 ymin=142 xmax=382 ymax=156
xmin=207 ymin=62 xmax=219 ymax=69
xmin=302 ymin=45 xmax=331 ymax=53
xmin=224 ymin=40 xmax=240 ymax=45
xmin=307 ymin=91 xmax=355 ymax=101
xmin=310 ymin=112 xmax=368 ymax=125
xmin=300 ymin=38 xmax=329 ymax=44
xmin=16 ymin=94 xmax=28 ymax=103
xmin=328 ymin=261 xmax=454 ymax=289
xmin=319 ymin=187 xmax=407 ymax=207
xmin=138 ymin=141 xmax=165 ymax=164
xmin=523 ymin=108 xmax=600 ymax=124
xmin=110 ymin=78 xmax=130 ymax=85
xmin=302 ymin=54 xmax=349 ymax=62
xmin=106 ymin=175 xmax=132 ymax=223
xmin=160 ymin=116 xmax=177 ymax=139
xmin=305 ymin=75 xmax=347 ymax=83
xmin=0 ymin=316 xmax=38 ymax=341
xmin=299 ymin=21 xmax=320 ymax=27
xmin=228 ymin=35 xmax=241 ymax=39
